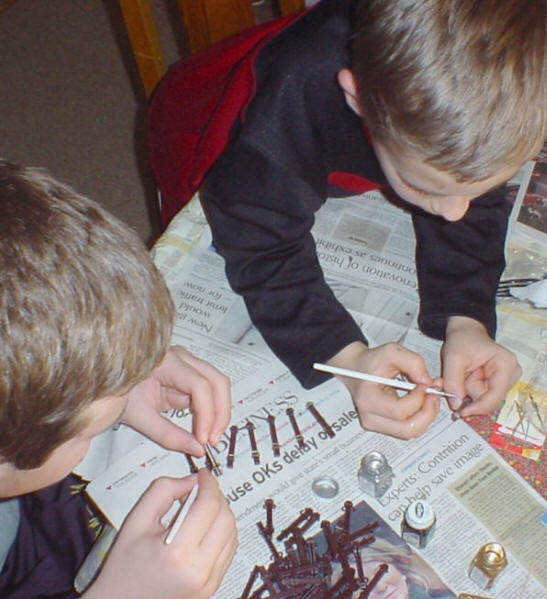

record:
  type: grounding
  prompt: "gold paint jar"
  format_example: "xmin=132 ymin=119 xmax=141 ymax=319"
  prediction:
xmin=468 ymin=542 xmax=507 ymax=589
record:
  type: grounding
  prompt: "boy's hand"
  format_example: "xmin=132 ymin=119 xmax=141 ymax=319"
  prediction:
xmin=86 ymin=469 xmax=237 ymax=599
xmin=442 ymin=316 xmax=521 ymax=416
xmin=328 ymin=341 xmax=440 ymax=439
xmin=120 ymin=346 xmax=231 ymax=456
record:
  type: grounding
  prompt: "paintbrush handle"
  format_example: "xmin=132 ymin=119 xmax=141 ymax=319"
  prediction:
xmin=164 ymin=484 xmax=199 ymax=545
xmin=313 ymin=363 xmax=457 ymax=399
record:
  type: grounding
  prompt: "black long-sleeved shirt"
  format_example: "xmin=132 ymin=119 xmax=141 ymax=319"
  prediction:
xmin=165 ymin=0 xmax=512 ymax=387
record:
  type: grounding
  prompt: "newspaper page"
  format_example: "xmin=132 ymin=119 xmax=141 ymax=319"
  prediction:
xmin=489 ymin=144 xmax=547 ymax=459
xmin=85 ymin=191 xmax=547 ymax=598
xmin=506 ymin=142 xmax=547 ymax=253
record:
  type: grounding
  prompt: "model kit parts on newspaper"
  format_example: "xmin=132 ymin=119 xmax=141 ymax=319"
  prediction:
xmin=240 ymin=498 xmax=383 ymax=599
xmin=358 ymin=451 xmax=394 ymax=499
xmin=226 ymin=402 xmax=334 ymax=469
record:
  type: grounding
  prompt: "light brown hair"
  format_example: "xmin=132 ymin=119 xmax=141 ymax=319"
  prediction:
xmin=0 ymin=160 xmax=175 ymax=469
xmin=352 ymin=0 xmax=547 ymax=181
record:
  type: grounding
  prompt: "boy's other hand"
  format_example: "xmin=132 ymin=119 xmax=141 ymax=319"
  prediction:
xmin=120 ymin=346 xmax=231 ymax=455
xmin=86 ymin=469 xmax=237 ymax=599
xmin=327 ymin=341 xmax=439 ymax=439
xmin=442 ymin=316 xmax=521 ymax=417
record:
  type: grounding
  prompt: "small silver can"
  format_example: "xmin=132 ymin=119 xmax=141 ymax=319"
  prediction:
xmin=357 ymin=450 xmax=394 ymax=499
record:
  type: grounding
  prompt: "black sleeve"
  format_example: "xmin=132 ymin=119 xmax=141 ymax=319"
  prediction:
xmin=413 ymin=187 xmax=512 ymax=340
xmin=201 ymin=141 xmax=367 ymax=388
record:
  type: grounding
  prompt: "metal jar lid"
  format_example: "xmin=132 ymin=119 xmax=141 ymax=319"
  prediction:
xmin=473 ymin=542 xmax=507 ymax=576
xmin=404 ymin=500 xmax=435 ymax=530
xmin=360 ymin=451 xmax=390 ymax=481
xmin=311 ymin=476 xmax=340 ymax=499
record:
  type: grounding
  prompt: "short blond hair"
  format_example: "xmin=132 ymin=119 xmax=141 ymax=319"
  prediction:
xmin=0 ymin=160 xmax=175 ymax=469
xmin=352 ymin=0 xmax=547 ymax=181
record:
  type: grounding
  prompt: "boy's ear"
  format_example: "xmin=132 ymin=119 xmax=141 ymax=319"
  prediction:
xmin=337 ymin=68 xmax=362 ymax=116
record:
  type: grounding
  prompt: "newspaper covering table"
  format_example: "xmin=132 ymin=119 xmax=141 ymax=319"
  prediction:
xmin=82 ymin=187 xmax=547 ymax=598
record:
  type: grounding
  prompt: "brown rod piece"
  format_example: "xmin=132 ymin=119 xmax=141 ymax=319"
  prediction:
xmin=306 ymin=401 xmax=335 ymax=438
xmin=246 ymin=420 xmax=261 ymax=465
xmin=227 ymin=425 xmax=238 ymax=468
xmin=267 ymin=413 xmax=281 ymax=456
xmin=358 ymin=563 xmax=388 ymax=598
xmin=286 ymin=407 xmax=306 ymax=448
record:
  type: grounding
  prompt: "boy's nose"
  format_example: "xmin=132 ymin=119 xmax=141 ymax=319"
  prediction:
xmin=436 ymin=197 xmax=471 ymax=221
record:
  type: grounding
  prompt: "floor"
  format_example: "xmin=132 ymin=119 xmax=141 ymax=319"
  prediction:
xmin=0 ymin=0 xmax=288 ymax=245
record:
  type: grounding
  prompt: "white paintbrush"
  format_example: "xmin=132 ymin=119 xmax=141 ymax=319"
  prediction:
xmin=313 ymin=363 xmax=457 ymax=399
xmin=164 ymin=484 xmax=199 ymax=545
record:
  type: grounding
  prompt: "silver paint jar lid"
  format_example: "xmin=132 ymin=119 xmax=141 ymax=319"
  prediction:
xmin=311 ymin=476 xmax=340 ymax=499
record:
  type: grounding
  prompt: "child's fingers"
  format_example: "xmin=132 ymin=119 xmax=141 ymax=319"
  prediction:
xmin=169 ymin=346 xmax=231 ymax=445
xmin=355 ymin=389 xmax=439 ymax=439
xmin=168 ymin=469 xmax=227 ymax=549
xmin=123 ymin=475 xmax=198 ymax=538
xmin=391 ymin=347 xmax=433 ymax=387
xmin=154 ymin=350 xmax=216 ymax=435
xmin=357 ymin=342 xmax=431 ymax=383
xmin=182 ymin=533 xmax=238 ymax=599
xmin=353 ymin=382 xmax=433 ymax=422
xmin=188 ymin=491 xmax=236 ymax=574
xmin=162 ymin=470 xmax=236 ymax=597
xmin=463 ymin=364 xmax=520 ymax=416
xmin=135 ymin=412 xmax=204 ymax=456
xmin=440 ymin=354 xmax=468 ymax=408
xmin=202 ymin=533 xmax=239 ymax=595
xmin=181 ymin=355 xmax=231 ymax=446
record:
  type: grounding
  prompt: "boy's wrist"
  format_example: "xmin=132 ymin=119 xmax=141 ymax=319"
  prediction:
xmin=445 ymin=315 xmax=488 ymax=337
xmin=327 ymin=340 xmax=369 ymax=369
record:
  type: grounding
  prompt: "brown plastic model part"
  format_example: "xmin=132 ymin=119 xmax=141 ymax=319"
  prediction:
xmin=227 ymin=424 xmax=238 ymax=468
xmin=277 ymin=508 xmax=318 ymax=541
xmin=306 ymin=401 xmax=335 ymax=438
xmin=293 ymin=530 xmax=311 ymax=565
xmin=239 ymin=565 xmax=260 ymax=599
xmin=257 ymin=521 xmax=283 ymax=562
xmin=341 ymin=501 xmax=354 ymax=533
xmin=320 ymin=520 xmax=340 ymax=559
xmin=353 ymin=534 xmax=376 ymax=549
xmin=328 ymin=566 xmax=358 ymax=597
xmin=352 ymin=543 xmax=365 ymax=583
xmin=246 ymin=420 xmax=261 ymax=465
xmin=267 ymin=413 xmax=281 ymax=457
xmin=204 ymin=443 xmax=223 ymax=476
xmin=339 ymin=521 xmax=379 ymax=547
xmin=264 ymin=498 xmax=276 ymax=537
xmin=286 ymin=407 xmax=306 ymax=449
xmin=245 ymin=501 xmax=388 ymax=599
xmin=358 ymin=563 xmax=388 ymax=598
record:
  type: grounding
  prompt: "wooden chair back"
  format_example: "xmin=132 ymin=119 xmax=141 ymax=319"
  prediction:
xmin=118 ymin=0 xmax=306 ymax=97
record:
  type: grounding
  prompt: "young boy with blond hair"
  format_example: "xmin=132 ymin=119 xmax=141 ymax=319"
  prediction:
xmin=148 ymin=0 xmax=546 ymax=439
xmin=0 ymin=159 xmax=236 ymax=598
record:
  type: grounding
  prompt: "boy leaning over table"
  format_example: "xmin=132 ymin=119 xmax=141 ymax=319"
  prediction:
xmin=0 ymin=160 xmax=236 ymax=598
xmin=147 ymin=0 xmax=546 ymax=439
